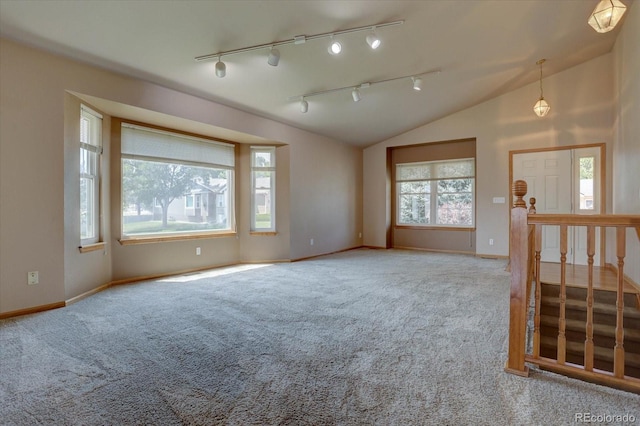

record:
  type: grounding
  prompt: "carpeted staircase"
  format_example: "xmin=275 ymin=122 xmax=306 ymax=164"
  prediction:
xmin=539 ymin=283 xmax=640 ymax=378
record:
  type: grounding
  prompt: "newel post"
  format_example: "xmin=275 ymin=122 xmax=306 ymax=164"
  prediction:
xmin=505 ymin=180 xmax=530 ymax=377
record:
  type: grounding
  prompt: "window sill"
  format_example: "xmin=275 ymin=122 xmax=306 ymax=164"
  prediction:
xmin=79 ymin=242 xmax=106 ymax=253
xmin=250 ymin=231 xmax=278 ymax=236
xmin=119 ymin=231 xmax=236 ymax=245
xmin=395 ymin=225 xmax=476 ymax=231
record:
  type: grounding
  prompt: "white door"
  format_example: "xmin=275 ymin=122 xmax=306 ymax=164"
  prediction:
xmin=512 ymin=148 xmax=601 ymax=265
xmin=513 ymin=150 xmax=572 ymax=263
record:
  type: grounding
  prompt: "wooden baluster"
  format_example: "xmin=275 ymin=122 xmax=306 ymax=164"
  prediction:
xmin=584 ymin=225 xmax=595 ymax=371
xmin=614 ymin=227 xmax=626 ymax=378
xmin=533 ymin=223 xmax=542 ymax=358
xmin=505 ymin=180 xmax=530 ymax=377
xmin=526 ymin=198 xmax=537 ymax=306
xmin=557 ymin=224 xmax=568 ymax=365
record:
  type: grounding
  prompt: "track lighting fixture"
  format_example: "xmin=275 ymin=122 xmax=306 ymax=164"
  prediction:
xmin=351 ymin=88 xmax=361 ymax=102
xmin=267 ymin=47 xmax=280 ymax=66
xmin=194 ymin=20 xmax=404 ymax=76
xmin=215 ymin=58 xmax=226 ymax=78
xmin=328 ymin=36 xmax=342 ymax=55
xmin=412 ymin=77 xmax=422 ymax=91
xmin=288 ymin=69 xmax=441 ymax=113
xmin=366 ymin=27 xmax=381 ymax=49
xmin=588 ymin=0 xmax=627 ymax=33
xmin=533 ymin=59 xmax=550 ymax=118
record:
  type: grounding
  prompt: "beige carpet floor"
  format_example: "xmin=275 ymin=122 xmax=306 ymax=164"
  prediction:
xmin=1 ymin=248 xmax=638 ymax=425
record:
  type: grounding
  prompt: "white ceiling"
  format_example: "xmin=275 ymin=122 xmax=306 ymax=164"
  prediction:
xmin=0 ymin=0 xmax=630 ymax=147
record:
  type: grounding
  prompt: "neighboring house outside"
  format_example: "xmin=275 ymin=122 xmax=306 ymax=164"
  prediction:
xmin=166 ymin=178 xmax=229 ymax=226
xmin=580 ymin=178 xmax=593 ymax=210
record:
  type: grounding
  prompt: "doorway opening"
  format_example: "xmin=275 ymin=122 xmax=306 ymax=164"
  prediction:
xmin=509 ymin=143 xmax=605 ymax=265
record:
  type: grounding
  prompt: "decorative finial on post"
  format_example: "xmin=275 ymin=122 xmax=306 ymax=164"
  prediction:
xmin=513 ymin=180 xmax=528 ymax=208
xmin=529 ymin=197 xmax=537 ymax=213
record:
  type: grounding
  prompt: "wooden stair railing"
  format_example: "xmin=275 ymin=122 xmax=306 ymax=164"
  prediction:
xmin=505 ymin=180 xmax=640 ymax=394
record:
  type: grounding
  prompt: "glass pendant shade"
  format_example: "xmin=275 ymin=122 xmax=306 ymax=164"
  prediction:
xmin=588 ymin=0 xmax=627 ymax=33
xmin=533 ymin=97 xmax=550 ymax=117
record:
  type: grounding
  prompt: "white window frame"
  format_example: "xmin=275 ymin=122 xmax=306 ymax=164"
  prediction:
xmin=396 ymin=158 xmax=475 ymax=228
xmin=80 ymin=105 xmax=103 ymax=245
xmin=251 ymin=146 xmax=276 ymax=232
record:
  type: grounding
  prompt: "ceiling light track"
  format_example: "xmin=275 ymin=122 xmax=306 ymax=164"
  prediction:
xmin=194 ymin=20 xmax=404 ymax=63
xmin=290 ymin=69 xmax=441 ymax=112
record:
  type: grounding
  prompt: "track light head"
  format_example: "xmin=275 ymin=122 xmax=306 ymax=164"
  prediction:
xmin=300 ymin=98 xmax=308 ymax=113
xmin=366 ymin=28 xmax=381 ymax=49
xmin=328 ymin=36 xmax=342 ymax=55
xmin=412 ymin=77 xmax=422 ymax=91
xmin=351 ymin=88 xmax=361 ymax=102
xmin=267 ymin=47 xmax=280 ymax=66
xmin=215 ymin=58 xmax=226 ymax=78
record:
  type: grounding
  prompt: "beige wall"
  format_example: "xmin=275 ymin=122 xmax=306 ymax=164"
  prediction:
xmin=0 ymin=38 xmax=362 ymax=315
xmin=611 ymin=2 xmax=640 ymax=281
xmin=364 ymin=54 xmax=615 ymax=259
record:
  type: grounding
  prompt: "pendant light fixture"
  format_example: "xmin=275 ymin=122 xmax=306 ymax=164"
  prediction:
xmin=533 ymin=59 xmax=550 ymax=118
xmin=588 ymin=0 xmax=627 ymax=33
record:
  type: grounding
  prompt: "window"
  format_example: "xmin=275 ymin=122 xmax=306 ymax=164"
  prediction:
xmin=80 ymin=105 xmax=103 ymax=244
xmin=396 ymin=158 xmax=474 ymax=227
xmin=578 ymin=156 xmax=594 ymax=211
xmin=121 ymin=124 xmax=235 ymax=238
xmin=251 ymin=146 xmax=276 ymax=232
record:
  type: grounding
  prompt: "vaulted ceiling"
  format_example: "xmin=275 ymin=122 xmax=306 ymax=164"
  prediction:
xmin=0 ymin=0 xmax=630 ymax=147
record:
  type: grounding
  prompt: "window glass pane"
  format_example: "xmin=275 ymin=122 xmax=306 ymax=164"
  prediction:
xmin=437 ymin=193 xmax=473 ymax=225
xmin=253 ymin=151 xmax=273 ymax=168
xmin=122 ymin=158 xmax=231 ymax=235
xmin=80 ymin=106 xmax=101 ymax=243
xmin=579 ymin=156 xmax=594 ymax=210
xmin=251 ymin=147 xmax=275 ymax=231
xmin=398 ymin=194 xmax=431 ymax=224
xmin=80 ymin=177 xmax=94 ymax=239
xmin=396 ymin=158 xmax=474 ymax=228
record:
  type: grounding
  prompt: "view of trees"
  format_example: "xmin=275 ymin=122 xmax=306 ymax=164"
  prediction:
xmin=399 ymin=178 xmax=472 ymax=225
xmin=122 ymin=159 xmax=223 ymax=229
xmin=580 ymin=157 xmax=594 ymax=179
xmin=396 ymin=159 xmax=474 ymax=226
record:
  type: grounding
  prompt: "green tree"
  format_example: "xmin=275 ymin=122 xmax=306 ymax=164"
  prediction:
xmin=123 ymin=159 xmax=204 ymax=228
xmin=580 ymin=157 xmax=594 ymax=179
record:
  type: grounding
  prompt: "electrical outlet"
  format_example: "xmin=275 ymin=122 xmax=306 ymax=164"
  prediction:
xmin=196 ymin=247 xmax=201 ymax=255
xmin=310 ymin=238 xmax=314 ymax=246
xmin=489 ymin=239 xmax=494 ymax=246
xmin=358 ymin=232 xmax=362 ymax=238
xmin=28 ymin=271 xmax=39 ymax=285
